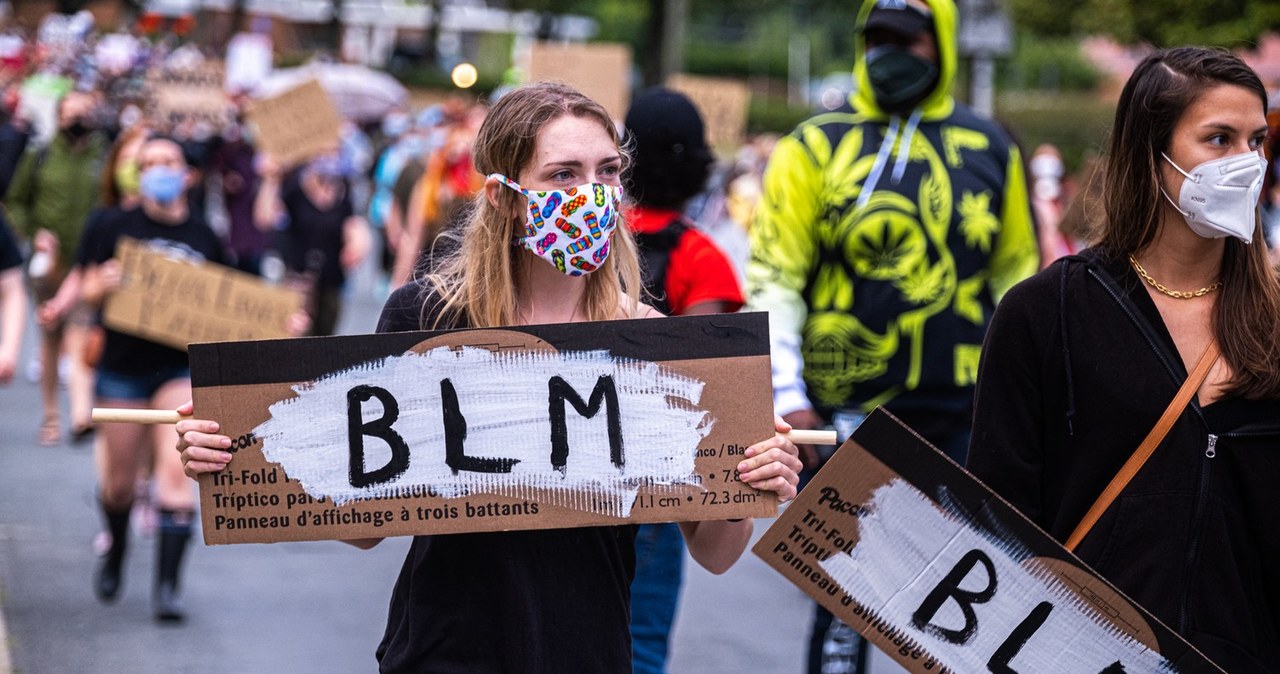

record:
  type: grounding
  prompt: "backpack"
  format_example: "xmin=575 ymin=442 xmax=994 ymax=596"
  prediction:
xmin=633 ymin=217 xmax=688 ymax=316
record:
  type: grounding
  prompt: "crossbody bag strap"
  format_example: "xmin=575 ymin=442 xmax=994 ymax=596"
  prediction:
xmin=1064 ymin=341 xmax=1221 ymax=553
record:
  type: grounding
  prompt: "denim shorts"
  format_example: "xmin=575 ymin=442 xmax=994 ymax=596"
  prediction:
xmin=95 ymin=366 xmax=190 ymax=401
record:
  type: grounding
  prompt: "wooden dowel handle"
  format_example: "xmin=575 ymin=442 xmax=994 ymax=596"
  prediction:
xmin=91 ymin=408 xmax=191 ymax=425
xmin=781 ymin=429 xmax=839 ymax=446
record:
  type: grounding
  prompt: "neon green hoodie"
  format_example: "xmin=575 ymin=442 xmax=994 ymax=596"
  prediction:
xmin=746 ymin=0 xmax=1037 ymax=420
xmin=853 ymin=0 xmax=958 ymax=122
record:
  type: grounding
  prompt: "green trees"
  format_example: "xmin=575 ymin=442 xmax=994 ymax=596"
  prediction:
xmin=1009 ymin=0 xmax=1280 ymax=47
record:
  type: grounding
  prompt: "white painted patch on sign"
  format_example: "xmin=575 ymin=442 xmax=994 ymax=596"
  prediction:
xmin=253 ymin=347 xmax=710 ymax=515
xmin=818 ymin=479 xmax=1177 ymax=672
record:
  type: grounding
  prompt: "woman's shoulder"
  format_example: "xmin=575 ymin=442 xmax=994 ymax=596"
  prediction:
xmin=379 ymin=281 xmax=430 ymax=333
xmin=619 ymin=292 xmax=664 ymax=320
xmin=92 ymin=204 xmax=137 ymax=231
xmin=378 ymin=280 xmax=461 ymax=333
xmin=635 ymin=302 xmax=664 ymax=319
xmin=81 ymin=207 xmax=138 ymax=253
xmin=1002 ymin=251 xmax=1104 ymax=309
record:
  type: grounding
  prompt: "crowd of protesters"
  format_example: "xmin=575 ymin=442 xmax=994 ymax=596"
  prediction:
xmin=3 ymin=2 xmax=1280 ymax=673
xmin=0 ymin=7 xmax=1247 ymax=643
xmin=0 ymin=11 xmax=504 ymax=625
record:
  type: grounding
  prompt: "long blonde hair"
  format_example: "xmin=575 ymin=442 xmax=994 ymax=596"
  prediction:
xmin=421 ymin=82 xmax=642 ymax=329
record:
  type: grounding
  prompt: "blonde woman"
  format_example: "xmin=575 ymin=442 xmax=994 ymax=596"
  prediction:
xmin=178 ymin=82 xmax=802 ymax=672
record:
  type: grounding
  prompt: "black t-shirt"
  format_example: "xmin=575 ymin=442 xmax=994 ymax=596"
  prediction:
xmin=374 ymin=283 xmax=637 ymax=674
xmin=74 ymin=206 xmax=125 ymax=269
xmin=279 ymin=173 xmax=354 ymax=289
xmin=0 ymin=214 xmax=20 ymax=272
xmin=83 ymin=207 xmax=227 ymax=376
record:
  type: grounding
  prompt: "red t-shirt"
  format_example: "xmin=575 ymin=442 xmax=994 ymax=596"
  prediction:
xmin=626 ymin=206 xmax=744 ymax=316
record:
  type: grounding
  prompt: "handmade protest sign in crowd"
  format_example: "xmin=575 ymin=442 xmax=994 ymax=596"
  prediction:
xmin=527 ymin=41 xmax=632 ymax=121
xmin=103 ymin=237 xmax=304 ymax=351
xmin=189 ymin=312 xmax=778 ymax=544
xmin=145 ymin=60 xmax=234 ymax=131
xmin=666 ymin=74 xmax=751 ymax=150
xmin=244 ymin=79 xmax=343 ymax=168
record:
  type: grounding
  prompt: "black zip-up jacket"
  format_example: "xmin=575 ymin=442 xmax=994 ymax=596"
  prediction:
xmin=968 ymin=250 xmax=1280 ymax=671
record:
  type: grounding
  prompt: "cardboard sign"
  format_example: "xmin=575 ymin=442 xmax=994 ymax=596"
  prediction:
xmin=245 ymin=79 xmax=342 ymax=167
xmin=189 ymin=312 xmax=777 ymax=545
xmin=666 ymin=74 xmax=751 ymax=149
xmin=754 ymin=409 xmax=1222 ymax=673
xmin=527 ymin=41 xmax=632 ymax=121
xmin=103 ymin=238 xmax=303 ymax=351
xmin=147 ymin=61 xmax=235 ymax=132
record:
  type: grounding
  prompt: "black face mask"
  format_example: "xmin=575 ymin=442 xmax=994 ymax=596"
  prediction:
xmin=64 ymin=120 xmax=92 ymax=140
xmin=865 ymin=45 xmax=939 ymax=114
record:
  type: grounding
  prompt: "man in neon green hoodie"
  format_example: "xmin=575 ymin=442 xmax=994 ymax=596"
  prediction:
xmin=747 ymin=1 xmax=1037 ymax=670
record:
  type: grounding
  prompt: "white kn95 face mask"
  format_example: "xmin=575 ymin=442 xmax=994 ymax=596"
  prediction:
xmin=1161 ymin=150 xmax=1266 ymax=243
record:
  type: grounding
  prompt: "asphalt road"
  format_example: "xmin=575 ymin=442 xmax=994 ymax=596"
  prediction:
xmin=0 ymin=280 xmax=904 ymax=673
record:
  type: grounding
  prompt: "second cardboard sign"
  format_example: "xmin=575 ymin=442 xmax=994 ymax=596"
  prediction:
xmin=754 ymin=409 xmax=1222 ymax=673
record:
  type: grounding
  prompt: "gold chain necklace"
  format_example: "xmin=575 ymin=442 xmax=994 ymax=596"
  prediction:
xmin=1128 ymin=255 xmax=1222 ymax=299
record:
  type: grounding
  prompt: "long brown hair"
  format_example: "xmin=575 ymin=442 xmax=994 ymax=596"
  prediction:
xmin=100 ymin=124 xmax=149 ymax=207
xmin=422 ymin=82 xmax=642 ymax=328
xmin=1099 ymin=46 xmax=1280 ymax=399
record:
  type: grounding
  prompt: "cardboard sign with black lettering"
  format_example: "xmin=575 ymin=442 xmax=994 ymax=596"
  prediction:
xmin=103 ymin=237 xmax=304 ymax=351
xmin=189 ymin=313 xmax=777 ymax=544
xmin=753 ymin=409 xmax=1222 ymax=673
xmin=147 ymin=61 xmax=235 ymax=132
xmin=245 ymin=79 xmax=342 ymax=168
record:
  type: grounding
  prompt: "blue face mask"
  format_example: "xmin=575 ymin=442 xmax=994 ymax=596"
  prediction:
xmin=139 ymin=166 xmax=185 ymax=205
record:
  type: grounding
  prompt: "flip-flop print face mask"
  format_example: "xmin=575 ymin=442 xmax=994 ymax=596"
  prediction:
xmin=490 ymin=174 xmax=623 ymax=276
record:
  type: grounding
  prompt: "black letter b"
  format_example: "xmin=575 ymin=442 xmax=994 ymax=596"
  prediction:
xmin=347 ymin=385 xmax=410 ymax=488
xmin=910 ymin=549 xmax=998 ymax=645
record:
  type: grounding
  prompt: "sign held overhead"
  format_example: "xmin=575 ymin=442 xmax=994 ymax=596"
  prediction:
xmin=526 ymin=41 xmax=632 ymax=121
xmin=666 ymin=73 xmax=751 ymax=150
xmin=245 ymin=79 xmax=343 ymax=167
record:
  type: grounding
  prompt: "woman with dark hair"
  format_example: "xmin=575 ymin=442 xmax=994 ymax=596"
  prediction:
xmin=968 ymin=47 xmax=1280 ymax=669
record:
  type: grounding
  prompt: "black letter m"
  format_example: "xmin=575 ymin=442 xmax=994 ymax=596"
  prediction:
xmin=548 ymin=375 xmax=624 ymax=472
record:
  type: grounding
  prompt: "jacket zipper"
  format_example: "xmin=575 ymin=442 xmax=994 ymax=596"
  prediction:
xmin=1186 ymin=426 xmax=1280 ymax=637
xmin=1087 ymin=267 xmax=1213 ymax=634
xmin=1178 ymin=434 xmax=1215 ymax=633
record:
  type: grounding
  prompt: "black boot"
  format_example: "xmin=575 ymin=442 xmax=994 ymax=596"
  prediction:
xmin=154 ymin=509 xmax=192 ymax=623
xmin=95 ymin=504 xmax=131 ymax=603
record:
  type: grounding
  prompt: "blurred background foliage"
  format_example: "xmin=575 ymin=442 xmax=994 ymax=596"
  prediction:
xmin=385 ymin=0 xmax=1280 ymax=167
